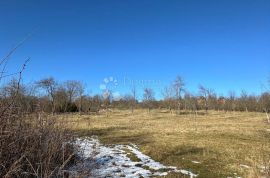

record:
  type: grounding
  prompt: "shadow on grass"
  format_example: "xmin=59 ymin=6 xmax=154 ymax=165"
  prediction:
xmin=149 ymin=145 xmax=234 ymax=178
xmin=76 ymin=126 xmax=153 ymax=145
xmin=171 ymin=145 xmax=206 ymax=157
xmin=77 ymin=126 xmax=129 ymax=136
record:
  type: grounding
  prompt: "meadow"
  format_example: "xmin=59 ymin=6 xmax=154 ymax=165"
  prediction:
xmin=57 ymin=109 xmax=270 ymax=178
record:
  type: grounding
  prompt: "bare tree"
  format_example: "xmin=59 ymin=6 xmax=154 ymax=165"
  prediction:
xmin=173 ymin=76 xmax=185 ymax=114
xmin=77 ymin=82 xmax=85 ymax=115
xmin=64 ymin=80 xmax=85 ymax=113
xmin=184 ymin=92 xmax=199 ymax=129
xmin=162 ymin=86 xmax=174 ymax=114
xmin=184 ymin=92 xmax=195 ymax=111
xmin=102 ymin=90 xmax=112 ymax=117
xmin=260 ymin=79 xmax=270 ymax=123
xmin=240 ymin=90 xmax=249 ymax=112
xmin=259 ymin=92 xmax=270 ymax=123
xmin=228 ymin=91 xmax=236 ymax=112
xmin=36 ymin=77 xmax=58 ymax=114
xmin=143 ymin=88 xmax=155 ymax=113
xmin=198 ymin=85 xmax=213 ymax=113
xmin=91 ymin=94 xmax=102 ymax=112
xmin=208 ymin=90 xmax=217 ymax=110
xmin=130 ymin=85 xmax=137 ymax=114
xmin=55 ymin=86 xmax=69 ymax=112
xmin=64 ymin=80 xmax=81 ymax=103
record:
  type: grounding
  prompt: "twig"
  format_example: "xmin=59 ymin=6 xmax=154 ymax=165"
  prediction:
xmin=0 ymin=58 xmax=30 ymax=117
xmin=0 ymin=33 xmax=31 ymax=66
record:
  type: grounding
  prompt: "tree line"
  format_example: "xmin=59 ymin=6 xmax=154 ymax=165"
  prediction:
xmin=1 ymin=76 xmax=270 ymax=118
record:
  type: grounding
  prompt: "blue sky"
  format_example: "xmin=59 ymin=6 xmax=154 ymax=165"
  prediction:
xmin=0 ymin=0 xmax=270 ymax=99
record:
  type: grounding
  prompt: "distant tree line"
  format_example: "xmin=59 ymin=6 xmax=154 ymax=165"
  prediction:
xmin=1 ymin=76 xmax=270 ymax=118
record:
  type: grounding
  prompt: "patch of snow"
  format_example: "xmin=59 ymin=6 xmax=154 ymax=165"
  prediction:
xmin=191 ymin=161 xmax=201 ymax=164
xmin=240 ymin=164 xmax=250 ymax=169
xmin=227 ymin=174 xmax=242 ymax=178
xmin=68 ymin=137 xmax=197 ymax=178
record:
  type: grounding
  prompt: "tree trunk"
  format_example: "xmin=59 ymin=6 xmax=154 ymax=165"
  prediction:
xmin=265 ymin=110 xmax=270 ymax=124
xmin=194 ymin=109 xmax=198 ymax=131
xmin=177 ymin=101 xmax=180 ymax=115
xmin=79 ymin=96 xmax=82 ymax=115
xmin=131 ymin=104 xmax=134 ymax=114
xmin=169 ymin=106 xmax=173 ymax=114
xmin=106 ymin=107 xmax=109 ymax=117
xmin=52 ymin=101 xmax=55 ymax=115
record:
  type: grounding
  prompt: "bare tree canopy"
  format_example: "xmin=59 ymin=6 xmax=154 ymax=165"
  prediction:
xmin=198 ymin=85 xmax=214 ymax=113
xmin=36 ymin=77 xmax=58 ymax=113
xmin=143 ymin=88 xmax=155 ymax=113
xmin=64 ymin=80 xmax=84 ymax=103
xmin=143 ymin=88 xmax=155 ymax=102
xmin=173 ymin=76 xmax=185 ymax=114
xmin=173 ymin=76 xmax=185 ymax=100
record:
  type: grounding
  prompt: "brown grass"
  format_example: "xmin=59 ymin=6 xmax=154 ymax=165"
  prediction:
xmin=60 ymin=109 xmax=270 ymax=178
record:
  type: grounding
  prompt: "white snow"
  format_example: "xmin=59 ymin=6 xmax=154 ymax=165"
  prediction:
xmin=240 ymin=164 xmax=250 ymax=169
xmin=68 ymin=137 xmax=198 ymax=178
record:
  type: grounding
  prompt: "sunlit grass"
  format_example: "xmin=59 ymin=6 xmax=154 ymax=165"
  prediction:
xmin=57 ymin=109 xmax=270 ymax=178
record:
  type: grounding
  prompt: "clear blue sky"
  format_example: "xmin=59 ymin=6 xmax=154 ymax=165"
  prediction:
xmin=0 ymin=0 xmax=270 ymax=99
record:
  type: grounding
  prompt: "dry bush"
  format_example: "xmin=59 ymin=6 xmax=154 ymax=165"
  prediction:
xmin=0 ymin=99 xmax=75 ymax=177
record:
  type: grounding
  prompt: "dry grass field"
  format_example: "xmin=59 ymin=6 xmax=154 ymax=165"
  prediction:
xmin=58 ymin=110 xmax=270 ymax=178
